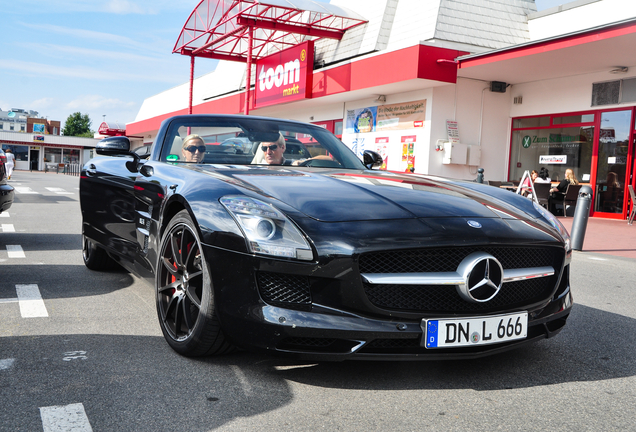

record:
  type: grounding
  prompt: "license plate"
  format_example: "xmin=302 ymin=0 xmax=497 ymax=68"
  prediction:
xmin=422 ymin=312 xmax=528 ymax=348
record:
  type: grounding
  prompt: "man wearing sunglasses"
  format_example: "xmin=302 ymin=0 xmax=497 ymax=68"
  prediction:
xmin=260 ymin=133 xmax=288 ymax=165
xmin=181 ymin=134 xmax=206 ymax=163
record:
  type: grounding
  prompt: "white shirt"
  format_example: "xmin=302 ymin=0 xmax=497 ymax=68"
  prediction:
xmin=5 ymin=152 xmax=15 ymax=165
xmin=534 ymin=177 xmax=551 ymax=183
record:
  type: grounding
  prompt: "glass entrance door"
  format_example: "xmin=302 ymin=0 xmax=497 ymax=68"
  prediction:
xmin=594 ymin=110 xmax=632 ymax=216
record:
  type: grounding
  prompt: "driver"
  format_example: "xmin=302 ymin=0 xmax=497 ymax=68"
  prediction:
xmin=181 ymin=134 xmax=206 ymax=163
xmin=260 ymin=133 xmax=290 ymax=165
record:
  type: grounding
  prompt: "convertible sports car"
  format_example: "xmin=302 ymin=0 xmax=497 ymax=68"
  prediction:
xmin=79 ymin=114 xmax=573 ymax=360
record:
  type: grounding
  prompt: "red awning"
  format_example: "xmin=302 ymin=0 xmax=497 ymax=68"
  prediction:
xmin=173 ymin=0 xmax=367 ymax=62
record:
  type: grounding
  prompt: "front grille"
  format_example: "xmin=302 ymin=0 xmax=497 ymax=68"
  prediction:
xmin=364 ymin=278 xmax=554 ymax=313
xmin=360 ymin=247 xmax=562 ymax=313
xmin=359 ymin=246 xmax=555 ymax=273
xmin=257 ymin=272 xmax=311 ymax=310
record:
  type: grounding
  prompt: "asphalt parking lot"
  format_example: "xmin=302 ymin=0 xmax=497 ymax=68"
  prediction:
xmin=1 ymin=171 xmax=635 ymax=432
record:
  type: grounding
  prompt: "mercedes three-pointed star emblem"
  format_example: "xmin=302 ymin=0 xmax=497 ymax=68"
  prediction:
xmin=456 ymin=253 xmax=504 ymax=303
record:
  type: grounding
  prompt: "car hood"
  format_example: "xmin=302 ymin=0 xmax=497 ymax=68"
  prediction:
xmin=199 ymin=166 xmax=535 ymax=222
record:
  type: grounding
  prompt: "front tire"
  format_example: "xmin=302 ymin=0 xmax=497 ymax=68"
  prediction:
xmin=156 ymin=210 xmax=233 ymax=357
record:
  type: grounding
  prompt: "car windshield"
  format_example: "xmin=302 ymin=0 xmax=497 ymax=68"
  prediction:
xmin=160 ymin=116 xmax=365 ymax=169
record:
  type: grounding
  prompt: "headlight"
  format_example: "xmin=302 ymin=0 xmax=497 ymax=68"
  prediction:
xmin=533 ymin=201 xmax=572 ymax=256
xmin=220 ymin=196 xmax=313 ymax=261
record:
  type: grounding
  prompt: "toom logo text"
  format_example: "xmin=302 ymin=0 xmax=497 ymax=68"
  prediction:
xmin=254 ymin=41 xmax=313 ymax=109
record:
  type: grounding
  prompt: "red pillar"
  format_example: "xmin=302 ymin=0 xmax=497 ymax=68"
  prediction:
xmin=244 ymin=26 xmax=253 ymax=115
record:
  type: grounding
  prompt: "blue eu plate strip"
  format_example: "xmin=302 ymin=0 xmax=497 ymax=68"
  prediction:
xmin=426 ymin=320 xmax=438 ymax=348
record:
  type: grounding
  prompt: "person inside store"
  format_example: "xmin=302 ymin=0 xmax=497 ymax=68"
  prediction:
xmin=534 ymin=167 xmax=551 ymax=183
xmin=550 ymin=168 xmax=579 ymax=199
xmin=181 ymin=134 xmax=206 ymax=163
xmin=520 ymin=169 xmax=538 ymax=197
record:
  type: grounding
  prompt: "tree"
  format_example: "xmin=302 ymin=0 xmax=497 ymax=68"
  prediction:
xmin=62 ymin=112 xmax=94 ymax=137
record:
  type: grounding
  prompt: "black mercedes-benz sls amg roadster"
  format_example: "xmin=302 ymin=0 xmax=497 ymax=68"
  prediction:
xmin=80 ymin=114 xmax=573 ymax=361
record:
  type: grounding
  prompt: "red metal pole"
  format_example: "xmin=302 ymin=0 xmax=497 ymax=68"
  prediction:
xmin=189 ymin=55 xmax=195 ymax=115
xmin=244 ymin=26 xmax=253 ymax=115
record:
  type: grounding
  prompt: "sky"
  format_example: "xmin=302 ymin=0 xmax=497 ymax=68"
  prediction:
xmin=2 ymin=0 xmax=570 ymax=132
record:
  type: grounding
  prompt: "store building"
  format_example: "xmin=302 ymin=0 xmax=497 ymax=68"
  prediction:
xmin=1 ymin=108 xmax=98 ymax=171
xmin=126 ymin=0 xmax=636 ymax=220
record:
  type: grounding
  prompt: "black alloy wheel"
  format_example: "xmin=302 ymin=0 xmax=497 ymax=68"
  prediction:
xmin=156 ymin=210 xmax=233 ymax=357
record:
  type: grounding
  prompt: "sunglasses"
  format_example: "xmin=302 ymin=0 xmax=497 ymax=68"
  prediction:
xmin=261 ymin=144 xmax=278 ymax=152
xmin=185 ymin=145 xmax=206 ymax=153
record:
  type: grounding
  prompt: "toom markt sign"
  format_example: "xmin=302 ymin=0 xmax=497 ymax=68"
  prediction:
xmin=254 ymin=41 xmax=314 ymax=109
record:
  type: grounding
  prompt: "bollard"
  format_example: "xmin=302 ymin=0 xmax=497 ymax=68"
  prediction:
xmin=570 ymin=185 xmax=593 ymax=251
xmin=476 ymin=168 xmax=484 ymax=184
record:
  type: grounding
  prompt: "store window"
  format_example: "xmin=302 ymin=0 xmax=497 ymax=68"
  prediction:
xmin=595 ymin=110 xmax=631 ymax=214
xmin=334 ymin=120 xmax=343 ymax=137
xmin=2 ymin=144 xmax=29 ymax=162
xmin=510 ymin=123 xmax=594 ymax=184
xmin=44 ymin=147 xmax=62 ymax=163
xmin=63 ymin=149 xmax=80 ymax=164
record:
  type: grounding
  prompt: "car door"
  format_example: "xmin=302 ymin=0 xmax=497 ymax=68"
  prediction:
xmin=80 ymin=155 xmax=140 ymax=265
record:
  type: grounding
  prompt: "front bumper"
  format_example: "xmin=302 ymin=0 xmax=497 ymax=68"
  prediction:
xmin=206 ymin=242 xmax=573 ymax=361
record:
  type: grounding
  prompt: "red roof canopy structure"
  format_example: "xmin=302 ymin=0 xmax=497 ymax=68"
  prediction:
xmin=173 ymin=0 xmax=367 ymax=114
xmin=98 ymin=122 xmax=126 ymax=136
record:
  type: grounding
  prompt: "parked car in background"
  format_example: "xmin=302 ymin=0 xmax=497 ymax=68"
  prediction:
xmin=79 ymin=114 xmax=573 ymax=361
xmin=0 ymin=149 xmax=14 ymax=214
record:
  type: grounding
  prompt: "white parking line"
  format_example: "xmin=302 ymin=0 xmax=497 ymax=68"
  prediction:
xmin=2 ymin=224 xmax=15 ymax=232
xmin=40 ymin=403 xmax=93 ymax=432
xmin=0 ymin=212 xmax=9 ymax=217
xmin=14 ymin=186 xmax=38 ymax=194
xmin=0 ymin=358 xmax=15 ymax=370
xmin=16 ymin=284 xmax=49 ymax=318
xmin=7 ymin=245 xmax=25 ymax=258
xmin=45 ymin=187 xmax=74 ymax=195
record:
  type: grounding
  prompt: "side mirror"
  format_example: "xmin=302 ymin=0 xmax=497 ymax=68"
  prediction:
xmin=96 ymin=136 xmax=131 ymax=155
xmin=96 ymin=136 xmax=140 ymax=173
xmin=363 ymin=150 xmax=383 ymax=169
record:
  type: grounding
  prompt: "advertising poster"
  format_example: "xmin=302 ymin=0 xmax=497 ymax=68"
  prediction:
xmin=446 ymin=120 xmax=460 ymax=144
xmin=33 ymin=124 xmax=45 ymax=133
xmin=375 ymin=137 xmax=389 ymax=170
xmin=376 ymin=100 xmax=426 ymax=131
xmin=401 ymin=135 xmax=416 ymax=172
xmin=346 ymin=100 xmax=426 ymax=134
xmin=345 ymin=107 xmax=377 ymax=133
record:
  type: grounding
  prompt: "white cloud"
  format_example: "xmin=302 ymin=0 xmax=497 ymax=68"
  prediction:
xmin=104 ymin=0 xmax=157 ymax=14
xmin=0 ymin=58 xmax=181 ymax=83
xmin=65 ymin=95 xmax=136 ymax=111
xmin=18 ymin=22 xmax=156 ymax=53
xmin=10 ymin=0 xmax=183 ymax=15
xmin=23 ymin=43 xmax=164 ymax=63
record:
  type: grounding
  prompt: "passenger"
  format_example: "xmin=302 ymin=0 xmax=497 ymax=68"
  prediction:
xmin=181 ymin=134 xmax=206 ymax=163
xmin=534 ymin=167 xmax=551 ymax=183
